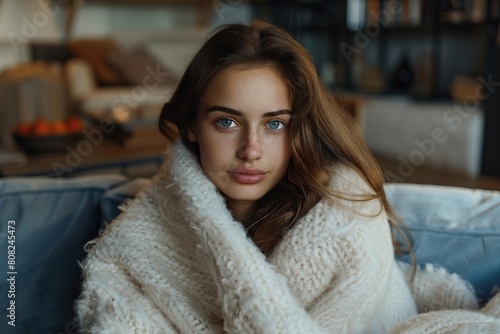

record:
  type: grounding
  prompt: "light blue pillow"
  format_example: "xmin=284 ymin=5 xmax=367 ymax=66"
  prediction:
xmin=386 ymin=183 xmax=500 ymax=303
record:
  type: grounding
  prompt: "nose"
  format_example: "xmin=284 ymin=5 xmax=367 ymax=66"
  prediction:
xmin=237 ymin=130 xmax=263 ymax=161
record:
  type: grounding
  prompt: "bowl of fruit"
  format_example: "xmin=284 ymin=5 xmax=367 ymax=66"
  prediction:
xmin=12 ymin=117 xmax=85 ymax=154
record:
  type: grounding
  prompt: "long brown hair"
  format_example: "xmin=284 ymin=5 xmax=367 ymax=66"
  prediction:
xmin=159 ymin=20 xmax=412 ymax=258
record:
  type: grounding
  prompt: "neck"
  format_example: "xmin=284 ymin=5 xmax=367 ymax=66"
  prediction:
xmin=227 ymin=199 xmax=255 ymax=224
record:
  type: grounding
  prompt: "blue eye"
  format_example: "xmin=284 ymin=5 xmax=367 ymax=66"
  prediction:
xmin=216 ymin=118 xmax=236 ymax=128
xmin=267 ymin=120 xmax=285 ymax=130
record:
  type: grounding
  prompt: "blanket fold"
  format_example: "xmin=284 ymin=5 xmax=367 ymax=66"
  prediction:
xmin=77 ymin=140 xmax=495 ymax=334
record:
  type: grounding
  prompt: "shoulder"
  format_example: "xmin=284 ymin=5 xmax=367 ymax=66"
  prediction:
xmin=279 ymin=164 xmax=387 ymax=238
xmin=329 ymin=163 xmax=376 ymax=197
xmin=325 ymin=163 xmax=384 ymax=218
xmin=277 ymin=163 xmax=392 ymax=256
xmin=270 ymin=166 xmax=395 ymax=305
xmin=282 ymin=163 xmax=393 ymax=267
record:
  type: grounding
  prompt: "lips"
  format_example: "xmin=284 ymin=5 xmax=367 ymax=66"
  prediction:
xmin=228 ymin=168 xmax=268 ymax=184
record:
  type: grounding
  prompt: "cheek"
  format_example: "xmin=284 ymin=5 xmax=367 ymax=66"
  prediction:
xmin=197 ymin=131 xmax=232 ymax=169
xmin=198 ymin=128 xmax=228 ymax=155
xmin=198 ymin=138 xmax=234 ymax=189
xmin=268 ymin=136 xmax=291 ymax=166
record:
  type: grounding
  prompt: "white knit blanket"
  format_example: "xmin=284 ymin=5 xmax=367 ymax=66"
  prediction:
xmin=76 ymin=141 xmax=499 ymax=333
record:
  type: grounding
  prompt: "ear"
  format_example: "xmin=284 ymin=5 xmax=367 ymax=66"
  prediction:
xmin=187 ymin=125 xmax=198 ymax=142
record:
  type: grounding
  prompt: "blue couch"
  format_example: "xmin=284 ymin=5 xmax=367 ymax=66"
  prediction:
xmin=0 ymin=175 xmax=499 ymax=334
xmin=0 ymin=175 xmax=149 ymax=334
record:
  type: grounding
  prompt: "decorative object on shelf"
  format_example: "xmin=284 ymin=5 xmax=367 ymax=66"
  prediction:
xmin=470 ymin=0 xmax=486 ymax=23
xmin=358 ymin=65 xmax=385 ymax=93
xmin=412 ymin=50 xmax=435 ymax=98
xmin=439 ymin=0 xmax=466 ymax=24
xmin=449 ymin=76 xmax=484 ymax=103
xmin=392 ymin=51 xmax=414 ymax=91
xmin=350 ymin=51 xmax=366 ymax=91
xmin=86 ymin=105 xmax=168 ymax=149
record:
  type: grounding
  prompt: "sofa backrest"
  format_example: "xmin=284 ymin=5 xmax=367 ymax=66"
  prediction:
xmin=387 ymin=183 xmax=500 ymax=304
xmin=1 ymin=175 xmax=498 ymax=333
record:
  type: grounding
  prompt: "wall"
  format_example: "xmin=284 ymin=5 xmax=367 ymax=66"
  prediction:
xmin=71 ymin=2 xmax=197 ymax=38
xmin=0 ymin=0 xmax=62 ymax=70
xmin=0 ymin=0 xmax=243 ymax=71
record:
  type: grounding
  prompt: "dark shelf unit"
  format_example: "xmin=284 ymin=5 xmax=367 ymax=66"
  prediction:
xmin=251 ymin=0 xmax=500 ymax=177
xmin=481 ymin=0 xmax=500 ymax=177
xmin=254 ymin=0 xmax=495 ymax=96
xmin=252 ymin=0 xmax=349 ymax=84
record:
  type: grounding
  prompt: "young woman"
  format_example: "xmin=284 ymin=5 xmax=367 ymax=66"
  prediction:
xmin=76 ymin=21 xmax=483 ymax=333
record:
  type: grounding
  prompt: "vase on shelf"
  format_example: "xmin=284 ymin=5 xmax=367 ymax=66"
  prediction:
xmin=392 ymin=51 xmax=414 ymax=92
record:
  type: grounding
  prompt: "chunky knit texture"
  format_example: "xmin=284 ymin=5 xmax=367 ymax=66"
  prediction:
xmin=392 ymin=292 xmax=500 ymax=333
xmin=76 ymin=140 xmax=487 ymax=334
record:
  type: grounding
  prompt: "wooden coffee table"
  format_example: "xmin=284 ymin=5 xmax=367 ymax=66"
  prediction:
xmin=0 ymin=138 xmax=168 ymax=178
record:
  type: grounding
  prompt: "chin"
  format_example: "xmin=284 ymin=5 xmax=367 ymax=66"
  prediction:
xmin=223 ymin=186 xmax=270 ymax=202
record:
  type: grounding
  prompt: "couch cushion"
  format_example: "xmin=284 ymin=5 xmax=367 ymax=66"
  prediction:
xmin=68 ymin=38 xmax=123 ymax=86
xmin=387 ymin=183 xmax=500 ymax=304
xmin=107 ymin=46 xmax=178 ymax=87
xmin=0 ymin=175 xmax=127 ymax=334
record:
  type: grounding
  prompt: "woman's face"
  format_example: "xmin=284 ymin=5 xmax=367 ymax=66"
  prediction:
xmin=189 ymin=65 xmax=292 ymax=219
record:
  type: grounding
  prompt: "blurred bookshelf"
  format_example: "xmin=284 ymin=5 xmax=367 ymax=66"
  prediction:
xmin=254 ymin=0 xmax=498 ymax=99
xmin=251 ymin=0 xmax=500 ymax=177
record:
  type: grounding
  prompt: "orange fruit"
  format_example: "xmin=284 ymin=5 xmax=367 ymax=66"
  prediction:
xmin=31 ymin=119 xmax=52 ymax=136
xmin=14 ymin=122 xmax=32 ymax=135
xmin=66 ymin=116 xmax=83 ymax=133
xmin=51 ymin=121 xmax=69 ymax=135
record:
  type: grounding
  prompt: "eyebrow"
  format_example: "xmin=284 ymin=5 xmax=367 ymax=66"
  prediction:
xmin=206 ymin=105 xmax=292 ymax=118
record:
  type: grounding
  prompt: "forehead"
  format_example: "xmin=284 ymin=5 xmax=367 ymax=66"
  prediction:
xmin=200 ymin=65 xmax=292 ymax=111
